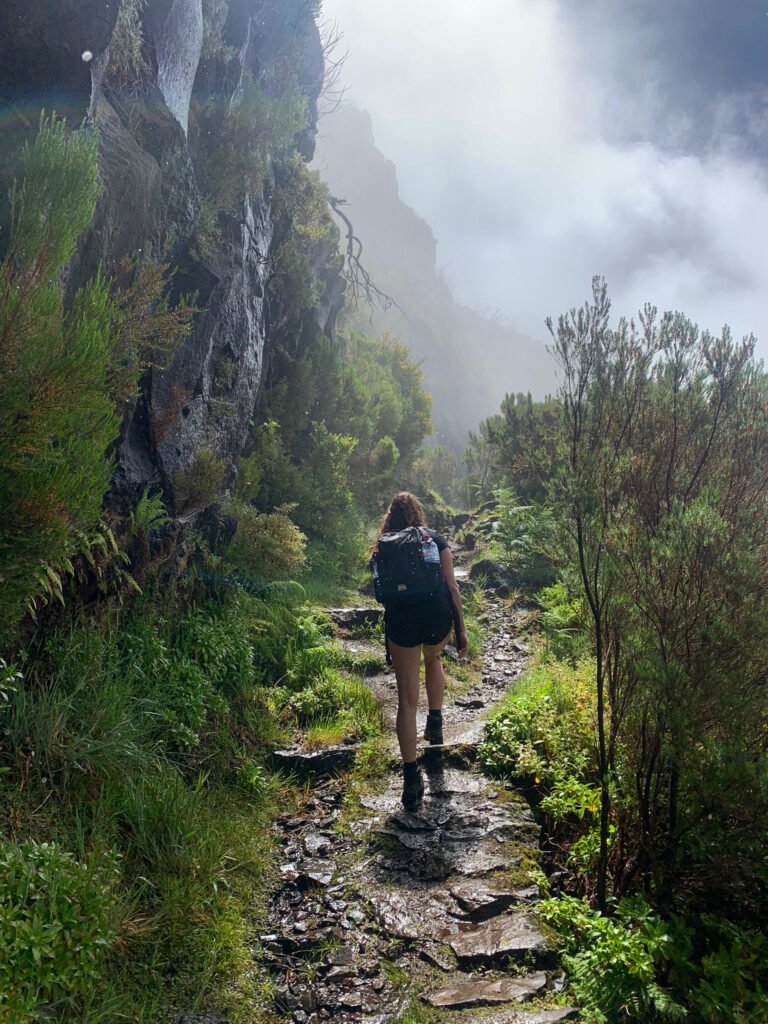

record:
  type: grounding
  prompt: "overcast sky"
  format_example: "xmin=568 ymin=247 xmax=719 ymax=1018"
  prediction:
xmin=319 ymin=0 xmax=768 ymax=356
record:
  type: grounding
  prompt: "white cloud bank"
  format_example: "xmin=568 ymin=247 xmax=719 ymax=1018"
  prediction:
xmin=320 ymin=0 xmax=768 ymax=357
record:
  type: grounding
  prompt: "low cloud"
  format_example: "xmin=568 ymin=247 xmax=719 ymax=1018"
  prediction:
xmin=321 ymin=0 xmax=768 ymax=354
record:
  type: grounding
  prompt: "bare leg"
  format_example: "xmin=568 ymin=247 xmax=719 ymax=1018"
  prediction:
xmin=423 ymin=631 xmax=450 ymax=711
xmin=389 ymin=640 xmax=423 ymax=763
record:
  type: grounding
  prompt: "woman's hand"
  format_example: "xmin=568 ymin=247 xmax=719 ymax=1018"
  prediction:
xmin=457 ymin=630 xmax=468 ymax=658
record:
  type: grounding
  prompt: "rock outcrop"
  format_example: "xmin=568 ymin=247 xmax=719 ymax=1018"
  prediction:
xmin=0 ymin=0 xmax=344 ymax=511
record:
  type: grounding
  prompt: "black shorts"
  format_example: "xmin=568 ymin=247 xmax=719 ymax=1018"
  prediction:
xmin=384 ymin=594 xmax=454 ymax=648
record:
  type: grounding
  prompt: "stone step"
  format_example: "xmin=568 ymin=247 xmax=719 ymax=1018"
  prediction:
xmin=423 ymin=972 xmax=547 ymax=1009
xmin=464 ymin=1010 xmax=579 ymax=1024
xmin=271 ymin=743 xmax=359 ymax=777
xmin=327 ymin=606 xmax=382 ymax=629
xmin=449 ymin=910 xmax=553 ymax=967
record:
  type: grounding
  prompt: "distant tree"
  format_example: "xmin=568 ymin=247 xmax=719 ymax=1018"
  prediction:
xmin=465 ymin=392 xmax=559 ymax=504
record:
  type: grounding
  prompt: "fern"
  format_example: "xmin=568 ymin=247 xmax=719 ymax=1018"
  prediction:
xmin=129 ymin=490 xmax=171 ymax=536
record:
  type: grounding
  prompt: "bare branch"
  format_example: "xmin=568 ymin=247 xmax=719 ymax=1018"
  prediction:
xmin=329 ymin=196 xmax=402 ymax=315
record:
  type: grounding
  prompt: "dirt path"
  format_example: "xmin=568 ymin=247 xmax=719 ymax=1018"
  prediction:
xmin=258 ymin=591 xmax=576 ymax=1024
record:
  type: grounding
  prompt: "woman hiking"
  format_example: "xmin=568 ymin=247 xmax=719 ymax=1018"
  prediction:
xmin=371 ymin=492 xmax=468 ymax=811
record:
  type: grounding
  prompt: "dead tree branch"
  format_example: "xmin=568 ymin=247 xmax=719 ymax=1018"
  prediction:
xmin=329 ymin=196 xmax=402 ymax=314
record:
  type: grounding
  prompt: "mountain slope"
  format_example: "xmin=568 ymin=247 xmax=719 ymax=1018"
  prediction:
xmin=313 ymin=104 xmax=555 ymax=448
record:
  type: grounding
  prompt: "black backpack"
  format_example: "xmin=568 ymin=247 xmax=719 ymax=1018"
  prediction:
xmin=370 ymin=526 xmax=444 ymax=605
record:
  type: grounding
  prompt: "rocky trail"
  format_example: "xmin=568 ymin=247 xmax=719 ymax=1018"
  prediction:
xmin=257 ymin=553 xmax=576 ymax=1024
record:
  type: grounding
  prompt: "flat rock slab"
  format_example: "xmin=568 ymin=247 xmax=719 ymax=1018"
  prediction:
xmin=476 ymin=1010 xmax=579 ymax=1024
xmin=174 ymin=1017 xmax=230 ymax=1024
xmin=272 ymin=744 xmax=358 ymax=777
xmin=450 ymin=880 xmax=539 ymax=918
xmin=328 ymin=607 xmax=383 ymax=628
xmin=367 ymin=890 xmax=458 ymax=942
xmin=424 ymin=972 xmax=547 ymax=1008
xmin=449 ymin=912 xmax=551 ymax=965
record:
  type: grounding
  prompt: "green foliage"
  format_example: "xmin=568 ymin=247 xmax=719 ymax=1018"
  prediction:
xmin=541 ymin=895 xmax=688 ymax=1023
xmin=197 ymin=77 xmax=308 ymax=210
xmin=481 ymin=658 xmax=597 ymax=785
xmin=537 ymin=577 xmax=589 ymax=663
xmin=173 ymin=448 xmax=227 ymax=512
xmin=226 ymin=500 xmax=307 ymax=582
xmin=107 ymin=0 xmax=147 ymax=85
xmin=0 ymin=116 xmax=119 ymax=638
xmin=409 ymin=444 xmax=460 ymax=505
xmin=545 ymin=278 xmax=768 ymax=906
xmin=106 ymin=257 xmax=194 ymax=407
xmin=543 ymin=896 xmax=768 ymax=1024
xmin=464 ymin=391 xmax=560 ymax=503
xmin=201 ymin=0 xmax=235 ymax=62
xmin=0 ymin=579 xmax=364 ymax=1019
xmin=128 ymin=489 xmax=170 ymax=536
xmin=269 ymin=156 xmax=341 ymax=314
xmin=490 ymin=487 xmax=557 ymax=584
xmin=0 ymin=840 xmax=119 ymax=1022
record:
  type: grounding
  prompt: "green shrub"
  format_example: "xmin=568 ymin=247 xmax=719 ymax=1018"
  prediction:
xmin=480 ymin=657 xmax=597 ymax=787
xmin=225 ymin=501 xmax=307 ymax=582
xmin=173 ymin=448 xmax=227 ymax=511
xmin=537 ymin=578 xmax=589 ymax=663
xmin=1 ymin=646 xmax=151 ymax=789
xmin=542 ymin=896 xmax=768 ymax=1024
xmin=541 ymin=895 xmax=688 ymax=1023
xmin=0 ymin=840 xmax=119 ymax=1022
xmin=0 ymin=116 xmax=119 ymax=638
xmin=490 ymin=487 xmax=558 ymax=584
xmin=197 ymin=76 xmax=307 ymax=209
xmin=107 ymin=0 xmax=147 ymax=85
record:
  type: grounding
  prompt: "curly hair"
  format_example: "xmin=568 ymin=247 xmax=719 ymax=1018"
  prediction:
xmin=375 ymin=491 xmax=426 ymax=543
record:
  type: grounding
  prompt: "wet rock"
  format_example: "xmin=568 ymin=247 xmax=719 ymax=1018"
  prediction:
xmin=298 ymin=859 xmax=336 ymax=888
xmin=419 ymin=942 xmax=456 ymax=971
xmin=450 ymin=881 xmax=539 ymax=919
xmin=452 ymin=512 xmax=471 ymax=528
xmin=173 ymin=1016 xmax=230 ymax=1024
xmin=328 ymin=607 xmax=383 ymax=629
xmin=468 ymin=558 xmax=515 ymax=596
xmin=424 ymin=972 xmax=547 ymax=1008
xmin=480 ymin=1010 xmax=579 ymax=1024
xmin=449 ymin=912 xmax=551 ymax=965
xmin=272 ymin=745 xmax=358 ymax=777
xmin=368 ymin=893 xmax=420 ymax=940
xmin=326 ymin=947 xmax=355 ymax=967
xmin=456 ymin=696 xmax=486 ymax=709
xmin=304 ymin=833 xmax=334 ymax=857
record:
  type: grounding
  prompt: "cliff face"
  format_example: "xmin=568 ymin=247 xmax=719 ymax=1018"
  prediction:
xmin=314 ymin=105 xmax=555 ymax=449
xmin=0 ymin=0 xmax=343 ymax=511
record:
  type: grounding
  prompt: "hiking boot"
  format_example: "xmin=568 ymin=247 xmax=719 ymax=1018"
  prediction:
xmin=401 ymin=767 xmax=424 ymax=812
xmin=423 ymin=713 xmax=444 ymax=745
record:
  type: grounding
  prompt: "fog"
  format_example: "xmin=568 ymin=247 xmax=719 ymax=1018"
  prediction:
xmin=320 ymin=0 xmax=768 ymax=357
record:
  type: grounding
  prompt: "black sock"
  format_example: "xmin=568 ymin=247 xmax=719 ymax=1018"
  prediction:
xmin=427 ymin=709 xmax=443 ymax=720
xmin=403 ymin=760 xmax=420 ymax=780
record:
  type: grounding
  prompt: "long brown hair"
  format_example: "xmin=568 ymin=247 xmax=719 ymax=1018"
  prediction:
xmin=375 ymin=492 xmax=426 ymax=547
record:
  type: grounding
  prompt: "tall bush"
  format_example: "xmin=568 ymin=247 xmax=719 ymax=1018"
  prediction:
xmin=546 ymin=278 xmax=768 ymax=909
xmin=0 ymin=116 xmax=118 ymax=637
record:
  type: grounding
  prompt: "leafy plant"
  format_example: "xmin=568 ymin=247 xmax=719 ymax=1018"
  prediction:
xmin=128 ymin=489 xmax=171 ymax=536
xmin=0 ymin=840 xmax=119 ymax=1023
xmin=541 ymin=895 xmax=688 ymax=1023
xmin=173 ymin=448 xmax=227 ymax=512
xmin=0 ymin=115 xmax=118 ymax=639
xmin=225 ymin=501 xmax=307 ymax=582
xmin=107 ymin=0 xmax=148 ymax=86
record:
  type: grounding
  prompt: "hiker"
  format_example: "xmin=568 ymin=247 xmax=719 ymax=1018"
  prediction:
xmin=371 ymin=491 xmax=468 ymax=811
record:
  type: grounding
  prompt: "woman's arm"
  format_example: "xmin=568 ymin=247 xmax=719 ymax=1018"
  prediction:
xmin=440 ymin=546 xmax=468 ymax=657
